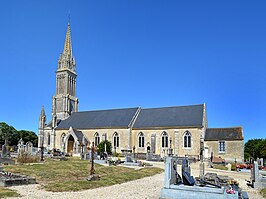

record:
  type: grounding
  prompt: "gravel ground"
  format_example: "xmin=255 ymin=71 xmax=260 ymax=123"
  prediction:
xmin=8 ymin=162 xmax=264 ymax=199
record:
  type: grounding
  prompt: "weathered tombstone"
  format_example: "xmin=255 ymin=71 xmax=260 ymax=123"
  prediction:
xmin=253 ymin=161 xmax=259 ymax=182
xmin=125 ymin=156 xmax=133 ymax=163
xmin=251 ymin=161 xmax=266 ymax=189
xmin=182 ymin=157 xmax=191 ymax=174
xmin=164 ymin=156 xmax=179 ymax=188
xmin=227 ymin=163 xmax=232 ymax=171
xmin=17 ymin=139 xmax=25 ymax=156
xmin=1 ymin=145 xmax=10 ymax=158
xmin=182 ymin=157 xmax=195 ymax=186
xmin=160 ymin=156 xmax=238 ymax=199
xmin=25 ymin=142 xmax=33 ymax=155
xmin=259 ymin=158 xmax=264 ymax=167
xmin=199 ymin=162 xmax=205 ymax=178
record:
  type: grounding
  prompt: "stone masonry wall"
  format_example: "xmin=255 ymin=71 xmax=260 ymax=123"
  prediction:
xmin=205 ymin=140 xmax=244 ymax=162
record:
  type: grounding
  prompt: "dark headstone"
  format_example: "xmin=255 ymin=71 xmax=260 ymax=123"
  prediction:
xmin=182 ymin=157 xmax=195 ymax=186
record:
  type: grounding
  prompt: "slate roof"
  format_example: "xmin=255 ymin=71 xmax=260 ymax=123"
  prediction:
xmin=73 ymin=130 xmax=85 ymax=142
xmin=133 ymin=104 xmax=204 ymax=129
xmin=56 ymin=107 xmax=139 ymax=129
xmin=205 ymin=127 xmax=243 ymax=141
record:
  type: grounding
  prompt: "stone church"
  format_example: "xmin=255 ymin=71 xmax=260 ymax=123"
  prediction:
xmin=38 ymin=22 xmax=244 ymax=162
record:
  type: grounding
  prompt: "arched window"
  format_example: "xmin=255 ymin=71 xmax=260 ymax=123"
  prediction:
xmin=47 ymin=133 xmax=51 ymax=146
xmin=161 ymin=131 xmax=168 ymax=148
xmin=113 ymin=132 xmax=119 ymax=148
xmin=94 ymin=132 xmax=100 ymax=147
xmin=184 ymin=131 xmax=191 ymax=148
xmin=138 ymin=132 xmax=145 ymax=148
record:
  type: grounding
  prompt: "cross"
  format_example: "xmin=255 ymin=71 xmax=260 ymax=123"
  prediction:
xmin=90 ymin=142 xmax=95 ymax=175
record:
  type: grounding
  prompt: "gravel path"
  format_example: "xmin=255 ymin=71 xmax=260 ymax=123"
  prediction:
xmin=8 ymin=162 xmax=264 ymax=199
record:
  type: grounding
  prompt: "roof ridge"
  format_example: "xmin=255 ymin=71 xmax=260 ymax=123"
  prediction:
xmin=75 ymin=107 xmax=139 ymax=113
xmin=141 ymin=104 xmax=204 ymax=110
xmin=207 ymin=126 xmax=242 ymax=129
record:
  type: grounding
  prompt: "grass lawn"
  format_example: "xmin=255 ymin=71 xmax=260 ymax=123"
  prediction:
xmin=4 ymin=158 xmax=163 ymax=192
xmin=260 ymin=188 xmax=266 ymax=198
xmin=212 ymin=164 xmax=228 ymax=171
xmin=0 ymin=188 xmax=20 ymax=198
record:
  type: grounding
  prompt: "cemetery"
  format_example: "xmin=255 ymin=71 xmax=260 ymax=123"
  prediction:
xmin=0 ymin=138 xmax=264 ymax=198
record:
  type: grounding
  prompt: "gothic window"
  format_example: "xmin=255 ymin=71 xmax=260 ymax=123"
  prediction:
xmin=113 ymin=132 xmax=119 ymax=148
xmin=94 ymin=132 xmax=100 ymax=147
xmin=47 ymin=133 xmax=51 ymax=146
xmin=138 ymin=132 xmax=145 ymax=148
xmin=161 ymin=131 xmax=168 ymax=148
xmin=184 ymin=131 xmax=191 ymax=148
xmin=219 ymin=141 xmax=225 ymax=153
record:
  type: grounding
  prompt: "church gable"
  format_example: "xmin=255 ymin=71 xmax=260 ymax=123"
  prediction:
xmin=56 ymin=107 xmax=140 ymax=129
xmin=133 ymin=104 xmax=204 ymax=129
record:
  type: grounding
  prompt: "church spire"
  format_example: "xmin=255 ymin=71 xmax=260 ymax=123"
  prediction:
xmin=63 ymin=22 xmax=72 ymax=58
xmin=53 ymin=18 xmax=79 ymax=120
xmin=58 ymin=20 xmax=76 ymax=72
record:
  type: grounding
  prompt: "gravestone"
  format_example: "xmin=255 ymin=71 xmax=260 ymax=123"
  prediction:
xmin=17 ymin=139 xmax=33 ymax=156
xmin=17 ymin=139 xmax=25 ymax=156
xmin=251 ymin=161 xmax=266 ymax=189
xmin=25 ymin=142 xmax=33 ymax=155
xmin=125 ymin=156 xmax=133 ymax=163
xmin=227 ymin=163 xmax=232 ymax=171
xmin=123 ymin=154 xmax=140 ymax=166
xmin=253 ymin=161 xmax=259 ymax=182
xmin=1 ymin=145 xmax=9 ymax=158
xmin=182 ymin=157 xmax=195 ymax=186
xmin=160 ymin=156 xmax=238 ymax=199
xmin=0 ymin=145 xmax=14 ymax=165
xmin=259 ymin=158 xmax=264 ymax=166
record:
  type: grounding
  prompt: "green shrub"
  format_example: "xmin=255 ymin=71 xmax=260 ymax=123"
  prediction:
xmin=97 ymin=140 xmax=112 ymax=155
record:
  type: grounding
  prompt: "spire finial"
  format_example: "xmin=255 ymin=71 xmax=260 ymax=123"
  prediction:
xmin=68 ymin=11 xmax=71 ymax=24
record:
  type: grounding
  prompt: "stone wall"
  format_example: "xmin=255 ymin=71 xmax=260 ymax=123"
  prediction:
xmin=132 ymin=128 xmax=203 ymax=158
xmin=205 ymin=140 xmax=244 ymax=162
xmin=55 ymin=127 xmax=204 ymax=158
xmin=55 ymin=128 xmax=131 ymax=153
xmin=53 ymin=127 xmax=243 ymax=161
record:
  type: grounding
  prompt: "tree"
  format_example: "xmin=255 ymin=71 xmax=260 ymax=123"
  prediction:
xmin=0 ymin=122 xmax=38 ymax=147
xmin=18 ymin=130 xmax=38 ymax=147
xmin=0 ymin=122 xmax=18 ymax=145
xmin=244 ymin=139 xmax=266 ymax=161
xmin=97 ymin=140 xmax=112 ymax=155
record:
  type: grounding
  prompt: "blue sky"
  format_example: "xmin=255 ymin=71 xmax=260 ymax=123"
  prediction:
xmin=0 ymin=1 xmax=265 ymax=142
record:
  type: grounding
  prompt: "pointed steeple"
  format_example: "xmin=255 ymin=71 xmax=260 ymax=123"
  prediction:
xmin=58 ymin=20 xmax=76 ymax=72
xmin=40 ymin=106 xmax=46 ymax=119
xmin=63 ymin=22 xmax=72 ymax=58
xmin=39 ymin=106 xmax=46 ymax=129
xmin=54 ymin=18 xmax=79 ymax=120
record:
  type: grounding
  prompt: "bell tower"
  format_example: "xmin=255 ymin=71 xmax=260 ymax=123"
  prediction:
xmin=52 ymin=21 xmax=78 ymax=121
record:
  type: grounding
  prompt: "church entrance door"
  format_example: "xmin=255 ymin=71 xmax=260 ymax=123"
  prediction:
xmin=67 ymin=135 xmax=74 ymax=153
